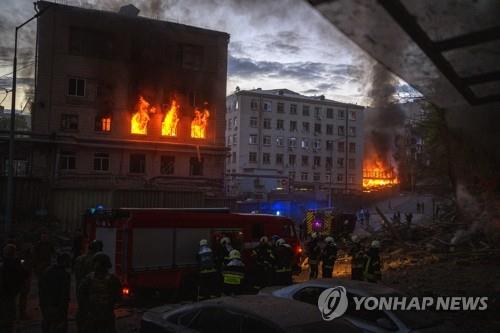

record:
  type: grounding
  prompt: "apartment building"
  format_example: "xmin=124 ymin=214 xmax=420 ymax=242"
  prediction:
xmin=225 ymin=89 xmax=364 ymax=199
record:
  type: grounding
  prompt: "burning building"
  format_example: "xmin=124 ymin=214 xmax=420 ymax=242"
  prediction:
xmin=0 ymin=2 xmax=229 ymax=226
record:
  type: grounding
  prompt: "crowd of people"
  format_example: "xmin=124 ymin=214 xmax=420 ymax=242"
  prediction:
xmin=0 ymin=232 xmax=122 ymax=333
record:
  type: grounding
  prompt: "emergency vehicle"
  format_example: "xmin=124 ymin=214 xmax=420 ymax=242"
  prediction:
xmin=82 ymin=208 xmax=301 ymax=297
xmin=304 ymin=208 xmax=356 ymax=238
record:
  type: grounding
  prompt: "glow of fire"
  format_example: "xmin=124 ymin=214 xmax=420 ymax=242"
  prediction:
xmin=131 ymin=96 xmax=154 ymax=135
xmin=161 ymin=100 xmax=180 ymax=136
xmin=191 ymin=107 xmax=210 ymax=139
xmin=362 ymin=159 xmax=399 ymax=192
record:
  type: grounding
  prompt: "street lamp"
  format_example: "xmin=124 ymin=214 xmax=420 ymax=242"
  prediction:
xmin=4 ymin=3 xmax=52 ymax=233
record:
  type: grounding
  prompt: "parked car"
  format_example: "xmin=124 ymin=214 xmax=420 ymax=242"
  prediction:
xmin=141 ymin=295 xmax=361 ymax=333
xmin=260 ymin=278 xmax=456 ymax=333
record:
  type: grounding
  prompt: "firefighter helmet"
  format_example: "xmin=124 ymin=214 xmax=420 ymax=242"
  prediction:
xmin=229 ymin=249 xmax=241 ymax=260
xmin=199 ymin=239 xmax=208 ymax=246
xmin=311 ymin=232 xmax=318 ymax=239
xmin=351 ymin=235 xmax=360 ymax=243
xmin=260 ymin=236 xmax=269 ymax=244
xmin=325 ymin=236 xmax=334 ymax=244
xmin=220 ymin=237 xmax=231 ymax=245
xmin=371 ymin=240 xmax=381 ymax=248
xmin=89 ymin=239 xmax=104 ymax=252
xmin=276 ymin=238 xmax=286 ymax=246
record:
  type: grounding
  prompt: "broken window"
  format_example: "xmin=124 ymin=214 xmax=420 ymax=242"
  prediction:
xmin=161 ymin=155 xmax=175 ymax=175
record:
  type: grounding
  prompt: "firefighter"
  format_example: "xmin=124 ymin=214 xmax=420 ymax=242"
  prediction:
xmin=306 ymin=232 xmax=320 ymax=279
xmin=349 ymin=235 xmax=365 ymax=281
xmin=273 ymin=238 xmax=293 ymax=285
xmin=77 ymin=252 xmax=122 ymax=333
xmin=197 ymin=239 xmax=219 ymax=300
xmin=364 ymin=240 xmax=382 ymax=283
xmin=218 ymin=236 xmax=233 ymax=268
xmin=222 ymin=249 xmax=245 ymax=296
xmin=39 ymin=253 xmax=71 ymax=333
xmin=74 ymin=240 xmax=103 ymax=290
xmin=33 ymin=231 xmax=55 ymax=279
xmin=321 ymin=236 xmax=337 ymax=278
xmin=251 ymin=236 xmax=275 ymax=289
xmin=271 ymin=235 xmax=280 ymax=247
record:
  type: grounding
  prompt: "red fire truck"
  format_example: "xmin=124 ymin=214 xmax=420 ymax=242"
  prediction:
xmin=83 ymin=208 xmax=301 ymax=297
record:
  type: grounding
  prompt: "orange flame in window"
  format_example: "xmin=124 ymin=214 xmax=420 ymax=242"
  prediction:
xmin=191 ymin=107 xmax=210 ymax=139
xmin=131 ymin=96 xmax=155 ymax=135
xmin=362 ymin=158 xmax=399 ymax=192
xmin=161 ymin=100 xmax=179 ymax=136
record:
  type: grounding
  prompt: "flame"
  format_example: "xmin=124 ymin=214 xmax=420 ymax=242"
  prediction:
xmin=191 ymin=107 xmax=210 ymax=138
xmin=161 ymin=100 xmax=180 ymax=136
xmin=362 ymin=158 xmax=399 ymax=192
xmin=131 ymin=96 xmax=154 ymax=135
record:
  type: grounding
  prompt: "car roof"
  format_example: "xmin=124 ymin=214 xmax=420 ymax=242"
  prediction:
xmin=145 ymin=295 xmax=355 ymax=330
xmin=275 ymin=278 xmax=400 ymax=297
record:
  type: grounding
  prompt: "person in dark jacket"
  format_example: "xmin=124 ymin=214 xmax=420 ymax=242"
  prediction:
xmin=364 ymin=240 xmax=382 ymax=283
xmin=217 ymin=236 xmax=233 ymax=269
xmin=321 ymin=236 xmax=337 ymax=278
xmin=39 ymin=253 xmax=72 ymax=333
xmin=251 ymin=236 xmax=275 ymax=289
xmin=349 ymin=235 xmax=365 ymax=281
xmin=197 ymin=239 xmax=219 ymax=300
xmin=0 ymin=244 xmax=29 ymax=333
xmin=74 ymin=240 xmax=103 ymax=290
xmin=222 ymin=250 xmax=245 ymax=296
xmin=77 ymin=252 xmax=122 ymax=333
xmin=33 ymin=232 xmax=55 ymax=279
xmin=306 ymin=232 xmax=320 ymax=279
xmin=273 ymin=238 xmax=293 ymax=285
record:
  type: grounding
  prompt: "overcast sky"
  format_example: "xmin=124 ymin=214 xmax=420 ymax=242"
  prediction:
xmin=0 ymin=0 xmax=416 ymax=111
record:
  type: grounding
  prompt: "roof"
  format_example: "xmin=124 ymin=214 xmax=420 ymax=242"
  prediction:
xmin=233 ymin=88 xmax=364 ymax=109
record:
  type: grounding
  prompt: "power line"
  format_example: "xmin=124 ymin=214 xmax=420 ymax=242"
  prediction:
xmin=0 ymin=61 xmax=35 ymax=79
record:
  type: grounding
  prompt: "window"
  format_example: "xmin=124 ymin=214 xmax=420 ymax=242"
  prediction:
xmin=338 ymin=109 xmax=345 ymax=120
xmin=326 ymin=157 xmax=332 ymax=169
xmin=3 ymin=160 xmax=30 ymax=176
xmin=227 ymin=136 xmax=232 ymax=145
xmin=262 ymin=153 xmax=271 ymax=164
xmin=338 ymin=126 xmax=345 ymax=136
xmin=249 ymin=152 xmax=257 ymax=163
xmin=249 ymin=134 xmax=258 ymax=145
xmin=326 ymin=173 xmax=331 ymax=182
xmin=301 ymin=172 xmax=308 ymax=181
xmin=276 ymin=153 xmax=284 ymax=165
xmin=227 ymin=119 xmax=232 ymax=130
xmin=263 ymin=135 xmax=271 ymax=146
xmin=313 ymin=156 xmax=321 ymax=167
xmin=61 ymin=114 xmax=79 ymax=131
xmin=276 ymin=136 xmax=284 ymax=146
xmin=93 ymin=153 xmax=109 ymax=171
xmin=277 ymin=102 xmax=284 ymax=113
xmin=181 ymin=44 xmax=204 ymax=70
xmin=337 ymin=158 xmax=344 ymax=168
xmin=349 ymin=158 xmax=356 ymax=170
xmin=233 ymin=117 xmax=238 ymax=130
xmin=186 ymin=307 xmax=243 ymax=333
xmin=289 ymin=154 xmax=296 ymax=166
xmin=250 ymin=117 xmax=258 ymax=128
xmin=315 ymin=106 xmax=321 ymax=118
xmin=302 ymin=105 xmax=310 ymax=116
xmin=68 ymin=78 xmax=85 ymax=97
xmin=276 ymin=119 xmax=284 ymax=130
xmin=290 ymin=104 xmax=297 ymax=114
xmin=301 ymin=155 xmax=309 ymax=167
xmin=337 ymin=141 xmax=345 ymax=152
xmin=326 ymin=108 xmax=333 ymax=119
xmin=326 ymin=140 xmax=333 ymax=151
xmin=130 ymin=154 xmax=146 ymax=173
xmin=232 ymin=134 xmax=237 ymax=145
xmin=159 ymin=155 xmax=175 ymax=175
xmin=313 ymin=172 xmax=320 ymax=181
xmin=263 ymin=101 xmax=272 ymax=112
xmin=289 ymin=171 xmax=296 ymax=180
xmin=59 ymin=152 xmax=76 ymax=170
xmin=349 ymin=126 xmax=356 ymax=137
xmin=95 ymin=116 xmax=111 ymax=132
xmin=337 ymin=174 xmax=344 ymax=182
xmin=348 ymin=174 xmax=355 ymax=183
xmin=313 ymin=139 xmax=321 ymax=150
xmin=290 ymin=121 xmax=297 ymax=131
xmin=301 ymin=138 xmax=309 ymax=149
xmin=302 ymin=122 xmax=310 ymax=133
xmin=231 ymin=152 xmax=236 ymax=163
xmin=189 ymin=157 xmax=204 ymax=176
xmin=349 ymin=142 xmax=356 ymax=153
xmin=349 ymin=110 xmax=357 ymax=120
xmin=314 ymin=123 xmax=321 ymax=134
xmin=326 ymin=124 xmax=333 ymax=135
xmin=263 ymin=118 xmax=271 ymax=129
xmin=288 ymin=137 xmax=297 ymax=148
xmin=251 ymin=99 xmax=258 ymax=110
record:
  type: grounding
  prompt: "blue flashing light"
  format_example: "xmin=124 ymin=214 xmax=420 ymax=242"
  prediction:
xmin=96 ymin=204 xmax=104 ymax=211
xmin=276 ymin=210 xmax=281 ymax=216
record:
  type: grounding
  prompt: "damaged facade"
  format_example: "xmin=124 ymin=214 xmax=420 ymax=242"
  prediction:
xmin=0 ymin=1 xmax=229 ymax=225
